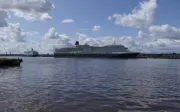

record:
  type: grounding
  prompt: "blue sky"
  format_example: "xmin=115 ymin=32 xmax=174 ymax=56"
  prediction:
xmin=1 ymin=0 xmax=180 ymax=53
xmin=10 ymin=0 xmax=180 ymax=38
xmin=8 ymin=0 xmax=180 ymax=40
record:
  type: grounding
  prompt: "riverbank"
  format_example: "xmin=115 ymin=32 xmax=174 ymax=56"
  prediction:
xmin=0 ymin=58 xmax=23 ymax=67
xmin=1 ymin=53 xmax=180 ymax=59
xmin=0 ymin=54 xmax=54 ymax=57
xmin=137 ymin=53 xmax=180 ymax=59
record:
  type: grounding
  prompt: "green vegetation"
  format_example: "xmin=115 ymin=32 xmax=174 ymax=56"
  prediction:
xmin=0 ymin=58 xmax=23 ymax=67
xmin=138 ymin=53 xmax=180 ymax=59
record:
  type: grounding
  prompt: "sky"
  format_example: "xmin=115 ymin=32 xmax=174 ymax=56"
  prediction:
xmin=0 ymin=0 xmax=180 ymax=54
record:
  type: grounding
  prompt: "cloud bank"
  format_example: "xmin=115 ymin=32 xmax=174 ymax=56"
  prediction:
xmin=1 ymin=24 xmax=180 ymax=54
xmin=0 ymin=0 xmax=54 ymax=21
xmin=0 ymin=23 xmax=38 ymax=42
xmin=109 ymin=0 xmax=157 ymax=28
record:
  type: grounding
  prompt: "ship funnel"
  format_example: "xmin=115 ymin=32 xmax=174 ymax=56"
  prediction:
xmin=75 ymin=41 xmax=79 ymax=46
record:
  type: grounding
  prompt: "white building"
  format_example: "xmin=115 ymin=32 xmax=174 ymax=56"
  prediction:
xmin=24 ymin=48 xmax=39 ymax=56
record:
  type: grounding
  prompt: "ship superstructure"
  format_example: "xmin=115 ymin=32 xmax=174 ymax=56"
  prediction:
xmin=24 ymin=48 xmax=39 ymax=57
xmin=54 ymin=41 xmax=139 ymax=58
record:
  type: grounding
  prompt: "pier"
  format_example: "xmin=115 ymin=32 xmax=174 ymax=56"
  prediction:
xmin=0 ymin=58 xmax=23 ymax=67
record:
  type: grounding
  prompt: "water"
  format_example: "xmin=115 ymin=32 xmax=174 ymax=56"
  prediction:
xmin=0 ymin=58 xmax=180 ymax=112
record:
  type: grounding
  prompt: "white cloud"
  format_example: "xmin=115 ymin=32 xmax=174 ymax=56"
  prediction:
xmin=58 ymin=34 xmax=69 ymax=39
xmin=0 ymin=0 xmax=54 ymax=21
xmin=138 ymin=30 xmax=150 ymax=38
xmin=109 ymin=0 xmax=157 ymax=28
xmin=108 ymin=16 xmax=112 ymax=20
xmin=57 ymin=36 xmax=72 ymax=47
xmin=0 ymin=35 xmax=73 ymax=54
xmin=138 ymin=39 xmax=180 ymax=53
xmin=76 ymin=32 xmax=135 ymax=49
xmin=136 ymin=24 xmax=180 ymax=53
xmin=44 ymin=27 xmax=60 ymax=39
xmin=138 ymin=25 xmax=180 ymax=40
xmin=92 ymin=25 xmax=102 ymax=31
xmin=0 ymin=26 xmax=73 ymax=54
xmin=61 ymin=19 xmax=75 ymax=23
xmin=1 ymin=31 xmax=180 ymax=54
xmin=149 ymin=24 xmax=180 ymax=39
xmin=2 ymin=23 xmax=180 ymax=54
xmin=44 ymin=27 xmax=71 ymax=40
xmin=76 ymin=32 xmax=88 ymax=38
xmin=0 ymin=23 xmax=36 ymax=42
xmin=52 ymin=4 xmax=55 ymax=8
xmin=44 ymin=27 xmax=73 ymax=47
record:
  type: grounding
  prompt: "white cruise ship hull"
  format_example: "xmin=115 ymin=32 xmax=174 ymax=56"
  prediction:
xmin=54 ymin=52 xmax=140 ymax=58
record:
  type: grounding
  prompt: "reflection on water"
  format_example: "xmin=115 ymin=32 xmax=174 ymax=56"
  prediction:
xmin=0 ymin=58 xmax=180 ymax=112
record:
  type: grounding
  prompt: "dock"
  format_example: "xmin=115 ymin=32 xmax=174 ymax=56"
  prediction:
xmin=0 ymin=58 xmax=23 ymax=67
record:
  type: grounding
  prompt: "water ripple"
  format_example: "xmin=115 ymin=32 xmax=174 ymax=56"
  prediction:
xmin=0 ymin=58 xmax=180 ymax=112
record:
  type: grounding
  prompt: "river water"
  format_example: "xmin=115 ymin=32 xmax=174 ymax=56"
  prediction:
xmin=0 ymin=58 xmax=180 ymax=112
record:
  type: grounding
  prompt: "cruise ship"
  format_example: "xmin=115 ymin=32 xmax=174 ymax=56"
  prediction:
xmin=54 ymin=41 xmax=140 ymax=58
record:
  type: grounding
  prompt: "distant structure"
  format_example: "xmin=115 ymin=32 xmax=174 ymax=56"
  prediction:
xmin=55 ymin=41 xmax=130 ymax=54
xmin=54 ymin=41 xmax=139 ymax=58
xmin=24 ymin=48 xmax=39 ymax=57
xmin=75 ymin=41 xmax=79 ymax=46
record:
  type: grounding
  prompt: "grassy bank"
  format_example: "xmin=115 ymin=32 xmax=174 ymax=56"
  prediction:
xmin=138 ymin=53 xmax=180 ymax=59
xmin=0 ymin=58 xmax=23 ymax=67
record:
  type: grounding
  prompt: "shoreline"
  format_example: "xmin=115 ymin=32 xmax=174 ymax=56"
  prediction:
xmin=137 ymin=53 xmax=180 ymax=59
xmin=0 ymin=54 xmax=54 ymax=57
xmin=0 ymin=58 xmax=23 ymax=67
xmin=1 ymin=53 xmax=180 ymax=59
